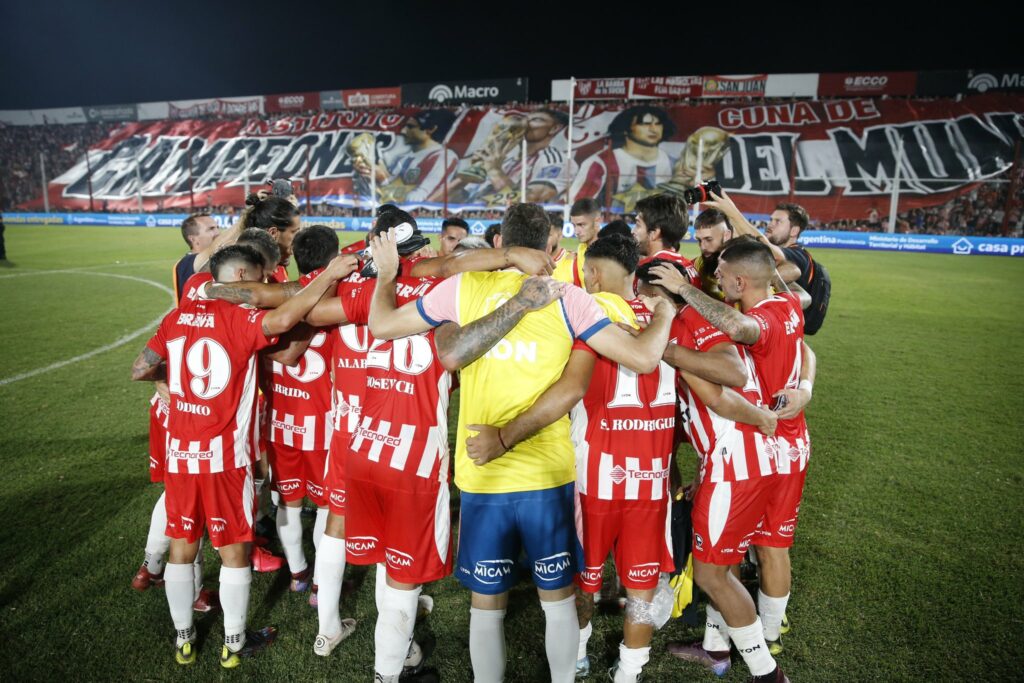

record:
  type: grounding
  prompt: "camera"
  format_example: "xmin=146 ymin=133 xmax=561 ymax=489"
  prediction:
xmin=682 ymin=180 xmax=722 ymax=205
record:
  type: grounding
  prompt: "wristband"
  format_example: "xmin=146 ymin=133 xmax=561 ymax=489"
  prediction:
xmin=497 ymin=429 xmax=511 ymax=452
xmin=798 ymin=379 xmax=813 ymax=397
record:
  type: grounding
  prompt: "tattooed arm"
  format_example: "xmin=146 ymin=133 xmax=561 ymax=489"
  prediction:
xmin=261 ymin=254 xmax=356 ymax=337
xmin=203 ymin=280 xmax=302 ymax=308
xmin=131 ymin=347 xmax=166 ymax=382
xmin=650 ymin=263 xmax=760 ymax=345
xmin=433 ymin=276 xmax=568 ymax=372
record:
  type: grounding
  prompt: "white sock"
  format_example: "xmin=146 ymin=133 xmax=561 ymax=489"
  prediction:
xmin=469 ymin=607 xmax=506 ymax=683
xmin=758 ymin=590 xmax=789 ymax=641
xmin=375 ymin=562 xmax=387 ymax=610
xmin=144 ymin=492 xmax=170 ymax=575
xmin=220 ymin=566 xmax=252 ymax=652
xmin=578 ymin=620 xmax=592 ymax=661
xmin=277 ymin=505 xmax=307 ymax=573
xmin=541 ymin=595 xmax=580 ymax=683
xmin=313 ymin=508 xmax=328 ymax=552
xmin=164 ymin=563 xmax=195 ymax=645
xmin=374 ymin=583 xmax=421 ymax=676
xmin=703 ymin=605 xmax=732 ymax=651
xmin=615 ymin=642 xmax=651 ymax=682
xmin=317 ymin=535 xmax=346 ymax=636
xmin=728 ymin=618 xmax=776 ymax=677
xmin=192 ymin=537 xmax=204 ymax=594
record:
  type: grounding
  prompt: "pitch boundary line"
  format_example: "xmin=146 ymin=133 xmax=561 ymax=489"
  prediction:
xmin=0 ymin=259 xmax=176 ymax=279
xmin=0 ymin=270 xmax=174 ymax=387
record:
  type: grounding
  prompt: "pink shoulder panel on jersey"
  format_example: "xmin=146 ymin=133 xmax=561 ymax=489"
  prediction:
xmin=563 ymin=286 xmax=611 ymax=342
xmin=416 ymin=273 xmax=462 ymax=327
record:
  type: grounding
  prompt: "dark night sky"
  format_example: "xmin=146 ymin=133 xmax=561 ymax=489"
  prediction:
xmin=1 ymin=1 xmax=1019 ymax=110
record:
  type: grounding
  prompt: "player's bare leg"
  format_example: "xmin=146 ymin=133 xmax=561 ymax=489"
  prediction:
xmin=692 ymin=559 xmax=785 ymax=681
xmin=538 ymin=585 xmax=580 ymax=683
xmin=610 ymin=587 xmax=656 ymax=683
xmin=470 ymin=590 xmax=510 ymax=683
xmin=754 ymin=545 xmax=791 ymax=651
xmin=313 ymin=513 xmax=356 ymax=655
xmin=374 ymin=574 xmax=423 ymax=682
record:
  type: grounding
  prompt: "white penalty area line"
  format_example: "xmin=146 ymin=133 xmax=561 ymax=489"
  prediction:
xmin=0 ymin=270 xmax=174 ymax=387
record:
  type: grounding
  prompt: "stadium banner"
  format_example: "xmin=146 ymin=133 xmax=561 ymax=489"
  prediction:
xmin=20 ymin=95 xmax=1024 ymax=223
xmin=630 ymin=76 xmax=703 ymax=99
xmin=401 ymin=78 xmax=528 ymax=105
xmin=764 ymin=74 xmax=819 ymax=98
xmin=0 ymin=211 xmax=456 ymax=235
xmin=797 ymin=230 xmax=1024 ymax=257
xmin=7 ymin=212 xmax=1023 ymax=256
xmin=701 ymin=75 xmax=768 ymax=98
xmin=84 ymin=104 xmax=138 ymax=122
xmin=341 ymin=88 xmax=402 ymax=108
xmin=575 ymin=78 xmax=630 ymax=100
xmin=818 ymin=72 xmax=917 ymax=97
xmin=168 ymin=97 xmax=262 ymax=118
xmin=264 ymin=92 xmax=320 ymax=113
xmin=917 ymin=70 xmax=1024 ymax=97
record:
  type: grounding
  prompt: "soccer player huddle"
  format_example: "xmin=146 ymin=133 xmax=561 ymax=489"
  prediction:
xmin=130 ymin=187 xmax=818 ymax=683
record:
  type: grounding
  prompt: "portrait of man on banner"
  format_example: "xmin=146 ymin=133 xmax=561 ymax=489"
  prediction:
xmin=351 ymin=109 xmax=460 ymax=204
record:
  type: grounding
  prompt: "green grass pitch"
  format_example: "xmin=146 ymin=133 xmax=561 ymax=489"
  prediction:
xmin=0 ymin=225 xmax=1022 ymax=681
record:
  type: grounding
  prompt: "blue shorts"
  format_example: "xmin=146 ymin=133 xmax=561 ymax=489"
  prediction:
xmin=456 ymin=483 xmax=582 ymax=594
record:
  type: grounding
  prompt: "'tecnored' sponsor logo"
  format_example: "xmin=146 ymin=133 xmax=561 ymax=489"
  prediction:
xmin=346 ymin=535 xmax=378 ymax=557
xmin=271 ymin=418 xmax=308 ymax=434
xmin=356 ymin=425 xmax=404 ymax=448
xmin=168 ymin=445 xmax=213 ymax=460
xmin=534 ymin=552 xmax=571 ymax=579
xmin=609 ymin=465 xmax=670 ymax=484
xmin=474 ymin=559 xmax=515 ymax=585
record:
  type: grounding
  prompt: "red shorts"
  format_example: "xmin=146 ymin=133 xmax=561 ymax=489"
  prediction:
xmin=344 ymin=476 xmax=451 ymax=585
xmin=148 ymin=399 xmax=167 ymax=483
xmin=575 ymin=494 xmax=674 ymax=592
xmin=267 ymin=442 xmax=328 ymax=506
xmin=164 ymin=466 xmax=254 ymax=548
xmin=324 ymin=430 xmax=351 ymax=516
xmin=755 ymin=467 xmax=808 ymax=548
xmin=692 ymin=475 xmax=776 ymax=566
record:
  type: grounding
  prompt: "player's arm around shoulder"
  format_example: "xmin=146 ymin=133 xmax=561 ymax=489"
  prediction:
xmin=584 ymin=294 xmax=674 ymax=375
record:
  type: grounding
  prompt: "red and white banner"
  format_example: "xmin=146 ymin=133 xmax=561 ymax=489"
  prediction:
xmin=818 ymin=72 xmax=918 ymax=97
xmin=700 ymin=75 xmax=768 ymax=98
xmin=168 ymin=98 xmax=262 ymax=119
xmin=264 ymin=92 xmax=320 ymax=113
xmin=630 ymin=76 xmax=703 ymax=99
xmin=341 ymin=87 xmax=402 ymax=108
xmin=574 ymin=78 xmax=630 ymax=100
xmin=28 ymin=95 xmax=1024 ymax=223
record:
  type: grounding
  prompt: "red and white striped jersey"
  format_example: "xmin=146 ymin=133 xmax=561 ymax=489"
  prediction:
xmin=145 ymin=298 xmax=278 ymax=474
xmin=570 ymin=147 xmax=674 ymax=210
xmin=340 ymin=277 xmax=452 ymax=493
xmin=331 ymin=273 xmax=371 ymax=439
xmin=386 ymin=144 xmax=458 ymax=203
xmin=674 ymin=306 xmax=775 ymax=484
xmin=572 ymin=294 xmax=676 ymax=501
xmin=266 ymin=270 xmax=335 ymax=451
xmin=743 ymin=292 xmax=809 ymax=473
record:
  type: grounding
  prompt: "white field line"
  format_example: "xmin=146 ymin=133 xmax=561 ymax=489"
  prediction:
xmin=0 ymin=259 xmax=176 ymax=279
xmin=0 ymin=270 xmax=174 ymax=387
